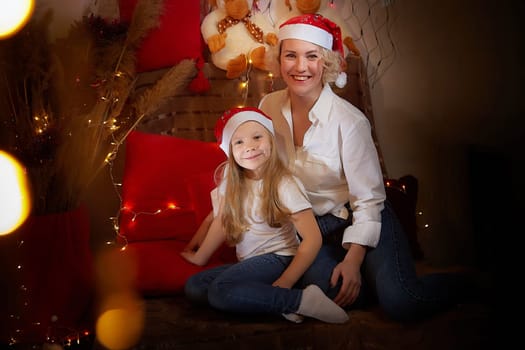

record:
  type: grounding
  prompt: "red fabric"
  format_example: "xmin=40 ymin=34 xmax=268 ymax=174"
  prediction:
xmin=119 ymin=131 xmax=236 ymax=295
xmin=121 ymin=241 xmax=234 ymax=296
xmin=189 ymin=57 xmax=211 ymax=93
xmin=120 ymin=131 xmax=226 ymax=242
xmin=0 ymin=206 xmax=94 ymax=344
xmin=119 ymin=0 xmax=204 ymax=73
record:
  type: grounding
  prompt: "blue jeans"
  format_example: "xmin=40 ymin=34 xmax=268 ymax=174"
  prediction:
xmin=185 ymin=201 xmax=468 ymax=321
xmin=300 ymin=200 xmax=469 ymax=322
xmin=185 ymin=253 xmax=303 ymax=316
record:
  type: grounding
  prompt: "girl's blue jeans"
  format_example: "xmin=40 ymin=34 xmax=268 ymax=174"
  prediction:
xmin=184 ymin=253 xmax=303 ymax=315
xmin=184 ymin=201 xmax=468 ymax=321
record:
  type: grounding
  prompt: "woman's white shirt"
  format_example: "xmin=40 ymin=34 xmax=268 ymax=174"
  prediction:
xmin=259 ymin=84 xmax=386 ymax=248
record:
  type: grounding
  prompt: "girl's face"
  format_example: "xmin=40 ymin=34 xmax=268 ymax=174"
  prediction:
xmin=279 ymin=39 xmax=324 ymax=98
xmin=230 ymin=121 xmax=272 ymax=179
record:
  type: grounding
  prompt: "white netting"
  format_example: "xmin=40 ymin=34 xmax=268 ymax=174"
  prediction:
xmin=331 ymin=0 xmax=398 ymax=87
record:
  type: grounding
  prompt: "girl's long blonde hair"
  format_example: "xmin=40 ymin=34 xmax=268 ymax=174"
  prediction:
xmin=216 ymin=131 xmax=293 ymax=245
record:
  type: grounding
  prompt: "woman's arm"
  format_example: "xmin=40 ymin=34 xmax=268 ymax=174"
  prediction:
xmin=272 ymin=208 xmax=322 ymax=289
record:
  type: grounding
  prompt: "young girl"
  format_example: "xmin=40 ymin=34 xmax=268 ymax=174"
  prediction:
xmin=181 ymin=106 xmax=348 ymax=324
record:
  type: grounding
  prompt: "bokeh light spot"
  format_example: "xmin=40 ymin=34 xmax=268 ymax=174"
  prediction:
xmin=0 ymin=0 xmax=35 ymax=39
xmin=0 ymin=151 xmax=31 ymax=235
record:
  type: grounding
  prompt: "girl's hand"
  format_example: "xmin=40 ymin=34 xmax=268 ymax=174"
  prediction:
xmin=183 ymin=211 xmax=214 ymax=252
xmin=272 ymin=276 xmax=294 ymax=290
xmin=180 ymin=251 xmax=207 ymax=266
xmin=183 ymin=237 xmax=200 ymax=253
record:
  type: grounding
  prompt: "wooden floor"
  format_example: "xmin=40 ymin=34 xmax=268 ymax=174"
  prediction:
xmin=92 ymin=293 xmax=492 ymax=350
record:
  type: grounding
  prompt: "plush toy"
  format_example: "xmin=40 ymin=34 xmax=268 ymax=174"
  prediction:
xmin=278 ymin=0 xmax=361 ymax=57
xmin=201 ymin=0 xmax=278 ymax=79
xmin=253 ymin=0 xmax=292 ymax=28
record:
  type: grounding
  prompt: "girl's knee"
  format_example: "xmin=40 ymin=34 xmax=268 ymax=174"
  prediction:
xmin=184 ymin=275 xmax=209 ymax=303
xmin=208 ymin=281 xmax=234 ymax=311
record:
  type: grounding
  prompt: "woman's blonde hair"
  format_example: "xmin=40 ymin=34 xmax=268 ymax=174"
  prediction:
xmin=216 ymin=129 xmax=293 ymax=245
xmin=265 ymin=41 xmax=345 ymax=85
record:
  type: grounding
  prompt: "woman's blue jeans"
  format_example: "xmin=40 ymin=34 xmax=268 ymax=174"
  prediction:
xmin=300 ymin=200 xmax=469 ymax=322
xmin=185 ymin=200 xmax=468 ymax=321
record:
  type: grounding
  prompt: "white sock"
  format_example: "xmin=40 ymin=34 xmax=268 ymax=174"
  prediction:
xmin=282 ymin=312 xmax=304 ymax=323
xmin=296 ymin=285 xmax=349 ymax=324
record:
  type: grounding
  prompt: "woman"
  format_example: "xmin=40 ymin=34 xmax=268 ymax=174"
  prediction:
xmin=257 ymin=13 xmax=470 ymax=322
xmin=182 ymin=106 xmax=348 ymax=323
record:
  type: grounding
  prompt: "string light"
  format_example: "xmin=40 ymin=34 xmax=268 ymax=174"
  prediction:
xmin=238 ymin=56 xmax=254 ymax=106
xmin=384 ymin=180 xmax=406 ymax=194
xmin=6 ymin=235 xmax=92 ymax=348
xmin=417 ymin=210 xmax=431 ymax=231
xmin=105 ymin=127 xmax=183 ymax=251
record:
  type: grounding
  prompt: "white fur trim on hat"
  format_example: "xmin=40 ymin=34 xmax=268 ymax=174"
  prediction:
xmin=279 ymin=23 xmax=333 ymax=50
xmin=219 ymin=111 xmax=274 ymax=155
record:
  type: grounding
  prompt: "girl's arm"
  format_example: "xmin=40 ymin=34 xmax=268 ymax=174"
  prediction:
xmin=272 ymin=208 xmax=322 ymax=289
xmin=183 ymin=210 xmax=214 ymax=253
xmin=180 ymin=204 xmax=226 ymax=266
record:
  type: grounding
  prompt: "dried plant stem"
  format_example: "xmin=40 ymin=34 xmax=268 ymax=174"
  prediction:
xmin=0 ymin=1 xmax=178 ymax=214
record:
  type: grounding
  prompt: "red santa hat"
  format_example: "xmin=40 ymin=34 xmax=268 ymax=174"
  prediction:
xmin=278 ymin=13 xmax=347 ymax=88
xmin=215 ymin=106 xmax=274 ymax=155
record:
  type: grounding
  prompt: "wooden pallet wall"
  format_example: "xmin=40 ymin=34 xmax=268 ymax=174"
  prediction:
xmin=133 ymin=55 xmax=387 ymax=176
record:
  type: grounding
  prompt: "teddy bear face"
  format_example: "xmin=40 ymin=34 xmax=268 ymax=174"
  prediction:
xmin=225 ymin=0 xmax=251 ymax=19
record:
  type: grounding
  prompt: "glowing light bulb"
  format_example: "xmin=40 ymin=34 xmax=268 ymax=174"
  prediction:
xmin=0 ymin=151 xmax=31 ymax=235
xmin=0 ymin=0 xmax=34 ymax=39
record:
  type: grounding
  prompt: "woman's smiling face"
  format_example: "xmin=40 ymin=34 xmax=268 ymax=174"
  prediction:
xmin=279 ymin=38 xmax=324 ymax=97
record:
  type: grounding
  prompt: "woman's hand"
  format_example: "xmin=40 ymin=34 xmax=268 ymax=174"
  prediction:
xmin=331 ymin=243 xmax=366 ymax=307
xmin=331 ymin=259 xmax=362 ymax=307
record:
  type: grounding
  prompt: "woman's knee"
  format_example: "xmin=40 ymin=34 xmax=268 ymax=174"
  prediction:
xmin=374 ymin=275 xmax=431 ymax=322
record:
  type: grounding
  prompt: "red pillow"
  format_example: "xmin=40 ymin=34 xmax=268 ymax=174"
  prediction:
xmin=118 ymin=131 xmax=237 ymax=295
xmin=120 ymin=131 xmax=226 ymax=243
xmin=119 ymin=0 xmax=203 ymax=73
xmin=121 ymin=240 xmax=234 ymax=296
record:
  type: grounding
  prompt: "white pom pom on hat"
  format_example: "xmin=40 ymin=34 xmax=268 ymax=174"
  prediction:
xmin=278 ymin=13 xmax=347 ymax=87
xmin=335 ymin=72 xmax=347 ymax=88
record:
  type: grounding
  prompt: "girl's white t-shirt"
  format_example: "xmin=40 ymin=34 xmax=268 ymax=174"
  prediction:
xmin=213 ymin=174 xmax=311 ymax=261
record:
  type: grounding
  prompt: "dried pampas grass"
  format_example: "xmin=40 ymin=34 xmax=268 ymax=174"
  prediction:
xmin=0 ymin=0 xmax=198 ymax=213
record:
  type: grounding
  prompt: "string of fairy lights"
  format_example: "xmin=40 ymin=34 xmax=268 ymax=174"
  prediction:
xmin=106 ymin=57 xmax=273 ymax=252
